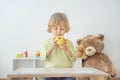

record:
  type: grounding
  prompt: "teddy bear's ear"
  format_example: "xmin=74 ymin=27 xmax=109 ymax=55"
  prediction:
xmin=97 ymin=34 xmax=104 ymax=41
xmin=77 ymin=39 xmax=82 ymax=45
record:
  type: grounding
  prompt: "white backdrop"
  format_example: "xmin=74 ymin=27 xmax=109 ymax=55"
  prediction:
xmin=0 ymin=0 xmax=120 ymax=77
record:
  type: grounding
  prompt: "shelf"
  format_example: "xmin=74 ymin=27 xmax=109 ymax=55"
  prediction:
xmin=13 ymin=57 xmax=45 ymax=71
xmin=13 ymin=57 xmax=82 ymax=71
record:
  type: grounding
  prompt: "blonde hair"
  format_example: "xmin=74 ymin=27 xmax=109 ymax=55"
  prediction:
xmin=47 ymin=12 xmax=70 ymax=33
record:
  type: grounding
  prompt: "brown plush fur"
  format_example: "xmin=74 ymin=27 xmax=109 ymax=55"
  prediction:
xmin=77 ymin=34 xmax=116 ymax=80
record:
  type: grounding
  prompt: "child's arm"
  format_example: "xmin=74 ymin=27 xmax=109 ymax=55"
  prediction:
xmin=60 ymin=44 xmax=73 ymax=57
xmin=60 ymin=40 xmax=77 ymax=62
xmin=46 ymin=40 xmax=57 ymax=58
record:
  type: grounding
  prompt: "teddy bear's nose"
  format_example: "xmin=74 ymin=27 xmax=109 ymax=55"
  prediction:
xmin=87 ymin=48 xmax=92 ymax=51
xmin=85 ymin=46 xmax=96 ymax=56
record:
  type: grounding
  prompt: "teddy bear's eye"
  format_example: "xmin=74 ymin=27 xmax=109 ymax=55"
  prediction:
xmin=95 ymin=40 xmax=100 ymax=45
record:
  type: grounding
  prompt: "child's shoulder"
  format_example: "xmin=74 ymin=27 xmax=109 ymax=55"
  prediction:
xmin=65 ymin=39 xmax=73 ymax=44
xmin=45 ymin=37 xmax=53 ymax=42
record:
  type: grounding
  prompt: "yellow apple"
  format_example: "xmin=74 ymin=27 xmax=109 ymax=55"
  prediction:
xmin=55 ymin=36 xmax=65 ymax=46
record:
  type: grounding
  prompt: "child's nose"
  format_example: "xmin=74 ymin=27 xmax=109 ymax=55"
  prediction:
xmin=57 ymin=29 xmax=61 ymax=33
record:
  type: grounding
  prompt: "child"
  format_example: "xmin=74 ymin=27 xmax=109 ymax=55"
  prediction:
xmin=41 ymin=12 xmax=77 ymax=80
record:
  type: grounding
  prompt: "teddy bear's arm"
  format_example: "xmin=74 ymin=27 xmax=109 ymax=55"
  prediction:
xmin=101 ymin=53 xmax=116 ymax=77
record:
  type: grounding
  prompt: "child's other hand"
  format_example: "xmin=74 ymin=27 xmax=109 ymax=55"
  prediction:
xmin=51 ymin=39 xmax=58 ymax=49
xmin=60 ymin=44 xmax=68 ymax=51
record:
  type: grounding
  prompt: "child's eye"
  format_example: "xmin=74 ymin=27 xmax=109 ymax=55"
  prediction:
xmin=61 ymin=28 xmax=65 ymax=30
xmin=60 ymin=27 xmax=65 ymax=30
xmin=54 ymin=28 xmax=58 ymax=30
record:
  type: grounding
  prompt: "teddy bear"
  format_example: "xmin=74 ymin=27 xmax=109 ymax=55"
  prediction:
xmin=76 ymin=34 xmax=116 ymax=80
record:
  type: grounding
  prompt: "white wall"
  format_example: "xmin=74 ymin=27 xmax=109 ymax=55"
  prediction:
xmin=0 ymin=0 xmax=120 ymax=78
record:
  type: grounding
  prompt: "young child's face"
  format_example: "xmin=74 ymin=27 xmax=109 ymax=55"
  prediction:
xmin=51 ymin=25 xmax=66 ymax=37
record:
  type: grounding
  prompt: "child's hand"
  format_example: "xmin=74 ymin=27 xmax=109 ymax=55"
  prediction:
xmin=60 ymin=44 xmax=68 ymax=51
xmin=51 ymin=40 xmax=58 ymax=49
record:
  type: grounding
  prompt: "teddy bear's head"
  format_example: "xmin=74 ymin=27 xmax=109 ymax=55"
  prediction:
xmin=77 ymin=34 xmax=104 ymax=59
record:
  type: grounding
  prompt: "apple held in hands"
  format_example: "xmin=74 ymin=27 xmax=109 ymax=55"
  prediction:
xmin=55 ymin=36 xmax=65 ymax=46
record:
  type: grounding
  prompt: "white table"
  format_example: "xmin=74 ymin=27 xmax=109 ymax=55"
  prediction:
xmin=7 ymin=67 xmax=108 ymax=80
